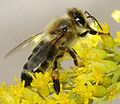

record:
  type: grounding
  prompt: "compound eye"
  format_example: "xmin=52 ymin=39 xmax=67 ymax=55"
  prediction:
xmin=62 ymin=26 xmax=68 ymax=32
xmin=59 ymin=24 xmax=69 ymax=33
xmin=73 ymin=12 xmax=85 ymax=26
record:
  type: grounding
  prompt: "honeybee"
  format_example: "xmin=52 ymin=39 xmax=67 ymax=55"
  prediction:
xmin=5 ymin=8 xmax=107 ymax=94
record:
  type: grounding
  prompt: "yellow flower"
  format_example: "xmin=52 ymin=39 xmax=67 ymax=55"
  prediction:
xmin=111 ymin=10 xmax=120 ymax=23
xmin=115 ymin=31 xmax=120 ymax=43
xmin=0 ymin=82 xmax=7 ymax=96
xmin=90 ymin=68 xmax=104 ymax=85
xmin=106 ymin=83 xmax=120 ymax=103
xmin=9 ymin=80 xmax=25 ymax=98
xmin=87 ymin=35 xmax=102 ymax=47
xmin=90 ymin=22 xmax=109 ymax=34
xmin=30 ymin=72 xmax=53 ymax=97
xmin=73 ymin=81 xmax=97 ymax=104
xmin=90 ymin=21 xmax=115 ymax=48
xmin=53 ymin=93 xmax=76 ymax=104
xmin=30 ymin=72 xmax=52 ymax=87
xmin=0 ymin=81 xmax=25 ymax=104
xmin=20 ymin=88 xmax=42 ymax=104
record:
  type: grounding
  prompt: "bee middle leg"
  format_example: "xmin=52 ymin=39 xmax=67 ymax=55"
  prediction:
xmin=52 ymin=47 xmax=65 ymax=94
xmin=52 ymin=47 xmax=84 ymax=94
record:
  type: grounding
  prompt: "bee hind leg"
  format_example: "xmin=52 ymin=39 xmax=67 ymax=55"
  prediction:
xmin=52 ymin=49 xmax=65 ymax=94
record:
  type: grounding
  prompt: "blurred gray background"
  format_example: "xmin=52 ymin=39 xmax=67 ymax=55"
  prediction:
xmin=0 ymin=1 xmax=120 ymax=102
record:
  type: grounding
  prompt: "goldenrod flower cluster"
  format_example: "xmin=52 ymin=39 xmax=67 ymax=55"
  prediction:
xmin=1 ymin=10 xmax=120 ymax=104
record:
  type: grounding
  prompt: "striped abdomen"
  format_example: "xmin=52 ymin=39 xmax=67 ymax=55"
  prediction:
xmin=21 ymin=41 xmax=57 ymax=86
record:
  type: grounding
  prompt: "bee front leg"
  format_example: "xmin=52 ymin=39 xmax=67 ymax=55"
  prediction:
xmin=67 ymin=47 xmax=84 ymax=67
xmin=67 ymin=48 xmax=78 ymax=66
xmin=52 ymin=49 xmax=65 ymax=94
xmin=84 ymin=11 xmax=103 ymax=31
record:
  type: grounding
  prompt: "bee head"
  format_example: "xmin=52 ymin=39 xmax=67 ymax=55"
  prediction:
xmin=67 ymin=8 xmax=90 ymax=37
xmin=67 ymin=8 xmax=88 ymax=27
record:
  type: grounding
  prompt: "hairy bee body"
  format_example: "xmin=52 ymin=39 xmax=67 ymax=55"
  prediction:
xmin=6 ymin=8 xmax=106 ymax=94
xmin=21 ymin=18 xmax=78 ymax=87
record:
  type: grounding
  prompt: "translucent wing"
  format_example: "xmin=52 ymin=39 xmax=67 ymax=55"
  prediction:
xmin=27 ymin=41 xmax=55 ymax=71
xmin=4 ymin=32 xmax=57 ymax=58
xmin=26 ymin=32 xmax=65 ymax=71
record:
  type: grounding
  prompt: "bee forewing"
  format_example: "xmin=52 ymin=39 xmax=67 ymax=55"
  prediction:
xmin=4 ymin=32 xmax=57 ymax=58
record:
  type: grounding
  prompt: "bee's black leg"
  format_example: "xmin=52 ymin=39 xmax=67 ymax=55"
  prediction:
xmin=67 ymin=48 xmax=79 ymax=66
xmin=84 ymin=11 xmax=110 ymax=35
xmin=52 ymin=49 xmax=65 ymax=94
xmin=84 ymin=11 xmax=103 ymax=31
